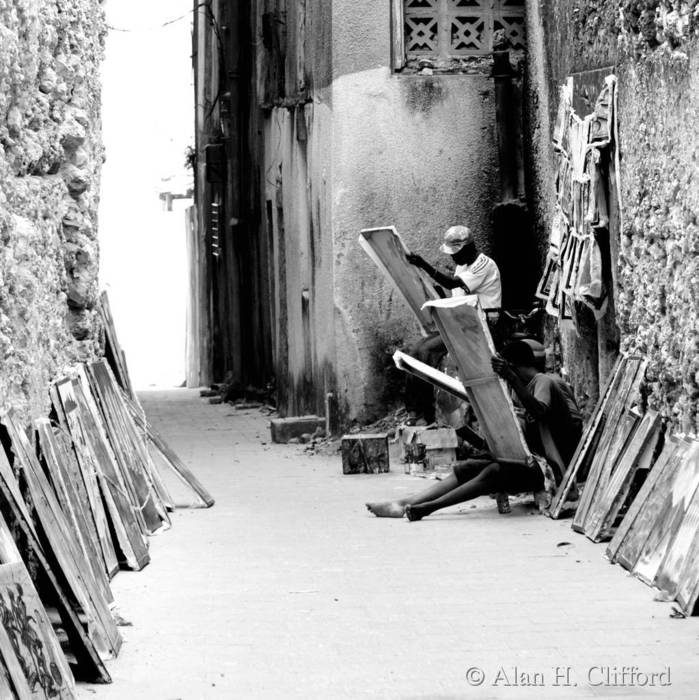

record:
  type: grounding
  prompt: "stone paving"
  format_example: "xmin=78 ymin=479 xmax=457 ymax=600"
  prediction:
xmin=77 ymin=389 xmax=699 ymax=699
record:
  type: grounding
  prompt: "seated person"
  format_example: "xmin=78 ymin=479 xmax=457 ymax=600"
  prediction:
xmin=366 ymin=340 xmax=583 ymax=520
xmin=404 ymin=225 xmax=501 ymax=425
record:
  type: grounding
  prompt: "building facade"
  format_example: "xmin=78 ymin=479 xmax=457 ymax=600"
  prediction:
xmin=191 ymin=0 xmax=527 ymax=425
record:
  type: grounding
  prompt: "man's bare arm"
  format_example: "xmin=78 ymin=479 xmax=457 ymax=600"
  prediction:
xmin=491 ymin=356 xmax=547 ymax=419
xmin=406 ymin=253 xmax=470 ymax=292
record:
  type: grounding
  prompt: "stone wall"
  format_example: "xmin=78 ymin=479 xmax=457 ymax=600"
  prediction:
xmin=525 ymin=0 xmax=699 ymax=431
xmin=0 ymin=0 xmax=105 ymax=420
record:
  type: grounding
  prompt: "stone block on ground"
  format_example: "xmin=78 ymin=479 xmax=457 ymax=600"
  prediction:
xmin=271 ymin=416 xmax=325 ymax=444
xmin=341 ymin=434 xmax=390 ymax=474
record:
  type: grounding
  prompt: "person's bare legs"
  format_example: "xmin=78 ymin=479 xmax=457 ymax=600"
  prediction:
xmin=366 ymin=461 xmax=488 ymax=517
xmin=405 ymin=462 xmax=502 ymax=521
xmin=365 ymin=475 xmax=460 ymax=517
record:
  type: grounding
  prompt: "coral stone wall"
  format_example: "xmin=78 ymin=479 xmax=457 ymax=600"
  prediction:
xmin=0 ymin=0 xmax=105 ymax=420
xmin=525 ymin=0 xmax=699 ymax=431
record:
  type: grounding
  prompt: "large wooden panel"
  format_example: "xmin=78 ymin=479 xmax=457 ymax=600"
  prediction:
xmin=54 ymin=379 xmax=149 ymax=572
xmin=0 ymin=424 xmax=110 ymax=683
xmin=4 ymin=412 xmax=122 ymax=660
xmin=424 ymin=296 xmax=530 ymax=464
xmin=549 ymin=356 xmax=626 ymax=518
xmin=655 ymin=440 xmax=699 ymax=598
xmin=50 ymin=381 xmax=119 ymax=579
xmin=359 ymin=226 xmax=441 ymax=334
xmin=634 ymin=438 xmax=699 ymax=586
xmin=36 ymin=419 xmax=112 ymax=606
xmin=85 ymin=362 xmax=168 ymax=534
xmin=125 ymin=396 xmax=215 ymax=508
xmin=99 ymin=292 xmax=136 ymax=401
xmin=585 ymin=410 xmax=661 ymax=542
xmin=572 ymin=358 xmax=645 ymax=532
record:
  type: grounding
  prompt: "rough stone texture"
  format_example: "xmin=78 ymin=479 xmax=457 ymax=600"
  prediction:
xmin=525 ymin=0 xmax=699 ymax=431
xmin=0 ymin=0 xmax=105 ymax=420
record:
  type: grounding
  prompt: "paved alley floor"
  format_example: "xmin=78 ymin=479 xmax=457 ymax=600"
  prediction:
xmin=76 ymin=389 xmax=699 ymax=700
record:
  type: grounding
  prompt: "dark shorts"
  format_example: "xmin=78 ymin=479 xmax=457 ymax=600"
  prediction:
xmin=453 ymin=458 xmax=545 ymax=494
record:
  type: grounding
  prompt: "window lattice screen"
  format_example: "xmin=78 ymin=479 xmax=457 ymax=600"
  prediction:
xmin=403 ymin=0 xmax=525 ymax=59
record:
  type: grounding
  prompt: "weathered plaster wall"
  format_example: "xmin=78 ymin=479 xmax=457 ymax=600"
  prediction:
xmin=0 ymin=0 xmax=105 ymax=420
xmin=331 ymin=1 xmax=500 ymax=423
xmin=263 ymin=100 xmax=335 ymax=418
xmin=525 ymin=0 xmax=699 ymax=431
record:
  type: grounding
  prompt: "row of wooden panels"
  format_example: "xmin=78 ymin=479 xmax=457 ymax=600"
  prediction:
xmin=550 ymin=355 xmax=699 ymax=616
xmin=0 ymin=359 xmax=214 ymax=698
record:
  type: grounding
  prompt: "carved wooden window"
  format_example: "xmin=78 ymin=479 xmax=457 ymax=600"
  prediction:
xmin=397 ymin=0 xmax=525 ymax=68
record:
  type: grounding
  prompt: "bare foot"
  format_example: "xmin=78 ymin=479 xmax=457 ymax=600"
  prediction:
xmin=405 ymin=503 xmax=429 ymax=521
xmin=365 ymin=501 xmax=406 ymax=518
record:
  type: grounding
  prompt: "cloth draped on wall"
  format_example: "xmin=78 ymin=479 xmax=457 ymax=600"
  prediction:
xmin=536 ymin=75 xmax=618 ymax=327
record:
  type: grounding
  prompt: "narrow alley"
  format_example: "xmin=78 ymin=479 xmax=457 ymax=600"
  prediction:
xmin=76 ymin=391 xmax=699 ymax=699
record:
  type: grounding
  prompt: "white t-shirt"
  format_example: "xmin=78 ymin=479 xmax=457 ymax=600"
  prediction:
xmin=452 ymin=253 xmax=502 ymax=310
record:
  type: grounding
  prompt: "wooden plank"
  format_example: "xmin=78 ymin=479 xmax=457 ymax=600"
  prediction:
xmin=586 ymin=410 xmax=661 ymax=542
xmin=51 ymin=381 xmax=119 ymax=578
xmin=0 ymin=593 xmax=34 ymax=699
xmin=125 ymin=396 xmax=215 ymax=508
xmin=391 ymin=0 xmax=405 ymax=70
xmin=35 ymin=419 xmax=113 ymax=606
xmin=359 ymin=226 xmax=441 ymax=335
xmin=99 ymin=291 xmax=136 ymax=400
xmin=0 ymin=428 xmax=110 ymax=683
xmin=655 ymin=439 xmax=699 ymax=599
xmin=393 ymin=350 xmax=469 ymax=401
xmin=634 ymin=438 xmax=699 ymax=586
xmin=424 ymin=296 xmax=530 ymax=464
xmin=675 ymin=489 xmax=699 ymax=615
xmin=617 ymin=438 xmax=688 ymax=571
xmin=4 ymin=411 xmax=122 ymax=660
xmin=580 ymin=409 xmax=640 ymax=538
xmin=54 ymin=379 xmax=150 ymax=571
xmin=572 ymin=358 xmax=644 ymax=532
xmin=549 ymin=355 xmax=625 ymax=519
xmin=0 ymin=561 xmax=76 ymax=699
xmin=85 ymin=362 xmax=169 ymax=534
xmin=606 ymin=436 xmax=678 ymax=565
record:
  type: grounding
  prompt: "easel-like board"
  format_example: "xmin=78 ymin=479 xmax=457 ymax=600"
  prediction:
xmin=393 ymin=350 xmax=469 ymax=402
xmin=572 ymin=358 xmax=645 ymax=532
xmin=86 ymin=362 xmax=168 ymax=534
xmin=36 ymin=419 xmax=113 ymax=607
xmin=577 ymin=409 xmax=640 ymax=535
xmin=606 ymin=437 xmax=678 ymax=565
xmin=99 ymin=291 xmax=136 ymax=400
xmin=0 ymin=561 xmax=76 ymax=699
xmin=617 ymin=438 xmax=688 ymax=571
xmin=655 ymin=440 xmax=699 ymax=597
xmin=633 ymin=438 xmax=699 ymax=586
xmin=125 ymin=396 xmax=215 ymax=508
xmin=51 ymin=380 xmax=120 ymax=578
xmin=4 ymin=411 xmax=122 ymax=660
xmin=423 ymin=296 xmax=530 ymax=464
xmin=0 ymin=425 xmax=110 ymax=683
xmin=54 ymin=379 xmax=150 ymax=571
xmin=585 ymin=410 xmax=661 ymax=542
xmin=359 ymin=226 xmax=441 ymax=335
xmin=549 ymin=355 xmax=625 ymax=519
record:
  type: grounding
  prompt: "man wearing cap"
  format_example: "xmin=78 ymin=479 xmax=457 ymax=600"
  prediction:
xmin=402 ymin=225 xmax=502 ymax=425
